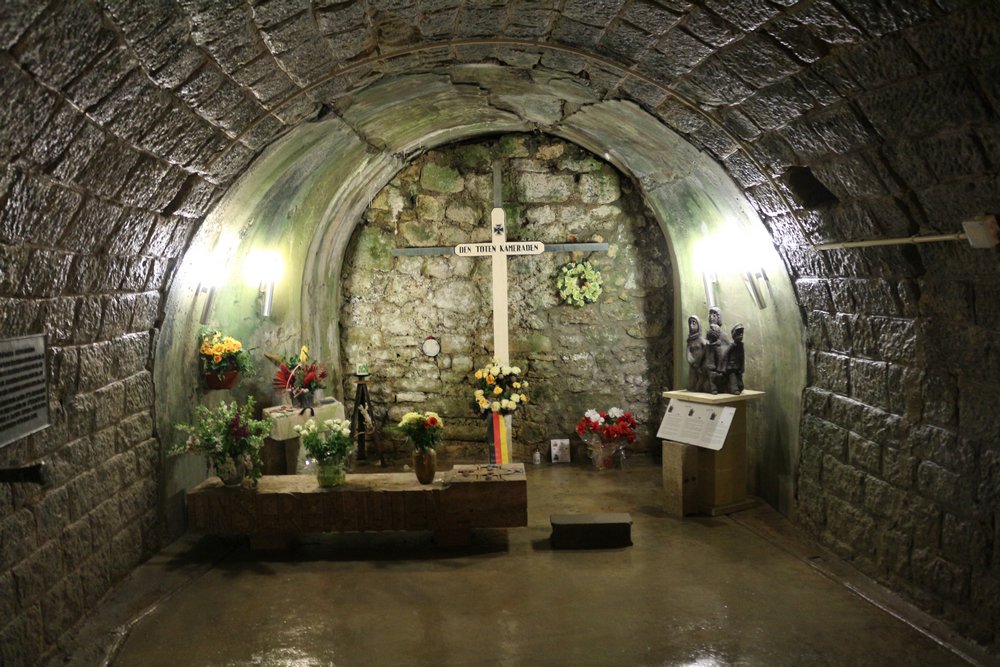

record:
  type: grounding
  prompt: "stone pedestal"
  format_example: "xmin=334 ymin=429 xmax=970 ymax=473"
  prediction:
xmin=262 ymin=399 xmax=345 ymax=474
xmin=661 ymin=389 xmax=764 ymax=516
xmin=661 ymin=441 xmax=698 ymax=517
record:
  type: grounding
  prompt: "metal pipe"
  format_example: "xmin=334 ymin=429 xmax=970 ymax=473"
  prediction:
xmin=813 ymin=232 xmax=966 ymax=251
xmin=493 ymin=163 xmax=502 ymax=209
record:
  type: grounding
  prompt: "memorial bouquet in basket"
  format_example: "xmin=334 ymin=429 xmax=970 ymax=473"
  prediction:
xmin=269 ymin=345 xmax=328 ymax=412
xmin=294 ymin=418 xmax=353 ymax=487
xmin=171 ymin=396 xmax=270 ymax=485
xmin=198 ymin=327 xmax=253 ymax=389
xmin=575 ymin=407 xmax=638 ymax=470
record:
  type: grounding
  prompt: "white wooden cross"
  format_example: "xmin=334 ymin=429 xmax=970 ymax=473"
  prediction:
xmin=391 ymin=165 xmax=608 ymax=366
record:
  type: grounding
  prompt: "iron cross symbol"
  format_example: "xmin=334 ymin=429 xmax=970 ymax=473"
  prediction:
xmin=392 ymin=164 xmax=608 ymax=366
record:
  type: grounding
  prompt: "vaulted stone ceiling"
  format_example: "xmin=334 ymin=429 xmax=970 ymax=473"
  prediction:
xmin=2 ymin=1 xmax=999 ymax=663
xmin=5 ymin=1 xmax=997 ymax=299
xmin=5 ymin=2 xmax=997 ymax=274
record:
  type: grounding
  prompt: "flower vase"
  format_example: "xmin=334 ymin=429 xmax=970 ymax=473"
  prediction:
xmin=316 ymin=459 xmax=346 ymax=487
xmin=297 ymin=391 xmax=315 ymax=416
xmin=214 ymin=457 xmax=246 ymax=486
xmin=412 ymin=448 xmax=436 ymax=485
xmin=205 ymin=370 xmax=239 ymax=390
xmin=582 ymin=434 xmax=619 ymax=470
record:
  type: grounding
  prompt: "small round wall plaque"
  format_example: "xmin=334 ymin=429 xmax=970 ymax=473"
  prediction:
xmin=421 ymin=337 xmax=440 ymax=357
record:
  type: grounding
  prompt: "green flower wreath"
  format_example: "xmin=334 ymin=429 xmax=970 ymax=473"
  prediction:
xmin=557 ymin=260 xmax=603 ymax=307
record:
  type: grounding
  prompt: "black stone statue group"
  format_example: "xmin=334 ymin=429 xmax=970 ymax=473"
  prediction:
xmin=686 ymin=306 xmax=745 ymax=395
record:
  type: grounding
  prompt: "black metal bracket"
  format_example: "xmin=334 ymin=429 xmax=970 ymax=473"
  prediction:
xmin=0 ymin=461 xmax=48 ymax=485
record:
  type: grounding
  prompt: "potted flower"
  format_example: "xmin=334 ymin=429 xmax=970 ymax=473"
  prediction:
xmin=396 ymin=411 xmax=444 ymax=484
xmin=472 ymin=357 xmax=528 ymax=464
xmin=271 ymin=345 xmax=327 ymax=415
xmin=294 ymin=418 xmax=353 ymax=487
xmin=170 ymin=396 xmax=270 ymax=485
xmin=198 ymin=328 xmax=253 ymax=389
xmin=575 ymin=407 xmax=638 ymax=470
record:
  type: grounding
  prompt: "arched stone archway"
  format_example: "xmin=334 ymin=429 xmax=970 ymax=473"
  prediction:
xmin=156 ymin=68 xmax=805 ymax=534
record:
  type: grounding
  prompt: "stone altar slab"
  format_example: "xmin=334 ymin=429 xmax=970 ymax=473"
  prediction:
xmin=185 ymin=463 xmax=528 ymax=549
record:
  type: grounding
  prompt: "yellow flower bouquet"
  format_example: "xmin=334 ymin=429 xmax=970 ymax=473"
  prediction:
xmin=198 ymin=327 xmax=253 ymax=387
xmin=472 ymin=357 xmax=528 ymax=415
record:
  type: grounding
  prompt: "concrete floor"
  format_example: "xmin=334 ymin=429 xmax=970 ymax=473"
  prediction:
xmin=66 ymin=459 xmax=982 ymax=666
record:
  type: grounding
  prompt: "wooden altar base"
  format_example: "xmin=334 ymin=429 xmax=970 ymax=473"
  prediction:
xmin=185 ymin=464 xmax=527 ymax=550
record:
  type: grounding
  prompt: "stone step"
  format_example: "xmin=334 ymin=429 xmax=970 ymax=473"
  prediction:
xmin=549 ymin=513 xmax=633 ymax=549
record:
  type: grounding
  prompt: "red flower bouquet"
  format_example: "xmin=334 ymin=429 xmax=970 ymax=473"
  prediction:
xmin=575 ymin=407 xmax=638 ymax=442
xmin=272 ymin=345 xmax=328 ymax=398
xmin=575 ymin=407 xmax=637 ymax=470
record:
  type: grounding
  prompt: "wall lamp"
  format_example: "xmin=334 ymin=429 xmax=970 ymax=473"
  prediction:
xmin=697 ymin=231 xmax=770 ymax=311
xmin=243 ymin=249 xmax=283 ymax=319
xmin=259 ymin=282 xmax=275 ymax=318
xmin=743 ymin=268 xmax=768 ymax=310
xmin=702 ymin=271 xmax=717 ymax=309
xmin=185 ymin=245 xmax=221 ymax=325
xmin=198 ymin=284 xmax=217 ymax=324
xmin=813 ymin=215 xmax=998 ymax=251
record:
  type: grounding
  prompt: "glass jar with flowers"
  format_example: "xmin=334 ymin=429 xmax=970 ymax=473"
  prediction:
xmin=396 ymin=411 xmax=444 ymax=484
xmin=198 ymin=328 xmax=253 ymax=389
xmin=472 ymin=357 xmax=528 ymax=464
xmin=575 ymin=407 xmax=638 ymax=470
xmin=294 ymin=418 xmax=353 ymax=487
xmin=170 ymin=397 xmax=270 ymax=485
xmin=271 ymin=345 xmax=328 ymax=415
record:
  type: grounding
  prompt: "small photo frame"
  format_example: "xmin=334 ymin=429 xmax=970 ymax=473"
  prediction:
xmin=550 ymin=438 xmax=571 ymax=463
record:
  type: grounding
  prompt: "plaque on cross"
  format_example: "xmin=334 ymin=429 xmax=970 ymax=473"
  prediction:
xmin=392 ymin=164 xmax=609 ymax=366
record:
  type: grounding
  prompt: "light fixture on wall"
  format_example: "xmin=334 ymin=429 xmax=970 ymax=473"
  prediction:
xmin=199 ymin=284 xmax=217 ymax=324
xmin=812 ymin=215 xmax=999 ymax=251
xmin=184 ymin=245 xmax=221 ymax=325
xmin=260 ymin=282 xmax=274 ymax=318
xmin=702 ymin=270 xmax=717 ymax=309
xmin=243 ymin=249 xmax=284 ymax=319
xmin=743 ymin=269 xmax=768 ymax=310
xmin=696 ymin=229 xmax=770 ymax=311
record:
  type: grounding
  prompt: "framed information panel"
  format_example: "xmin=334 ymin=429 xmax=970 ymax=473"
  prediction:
xmin=0 ymin=334 xmax=49 ymax=448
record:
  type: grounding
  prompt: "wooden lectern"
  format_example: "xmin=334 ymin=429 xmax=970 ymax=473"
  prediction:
xmin=660 ymin=389 xmax=764 ymax=517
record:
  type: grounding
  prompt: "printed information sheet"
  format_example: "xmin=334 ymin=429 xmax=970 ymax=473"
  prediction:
xmin=656 ymin=399 xmax=735 ymax=450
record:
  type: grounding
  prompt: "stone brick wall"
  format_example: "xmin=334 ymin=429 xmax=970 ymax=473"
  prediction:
xmin=675 ymin=3 xmax=1000 ymax=649
xmin=0 ymin=4 xmax=233 ymax=663
xmin=339 ymin=134 xmax=672 ymax=462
